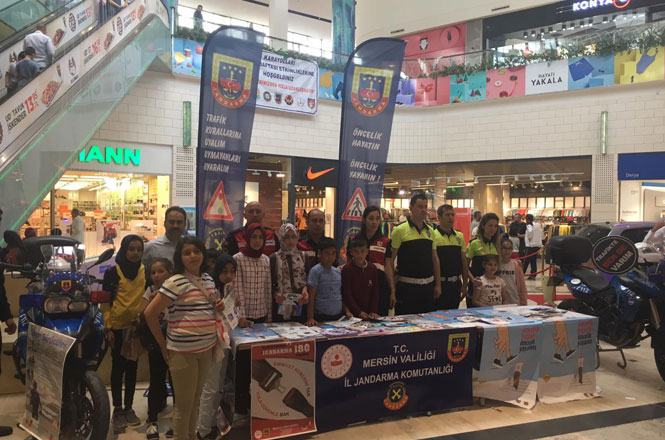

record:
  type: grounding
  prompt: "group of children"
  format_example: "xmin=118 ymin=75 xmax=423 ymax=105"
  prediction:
xmin=101 ymin=222 xmax=385 ymax=440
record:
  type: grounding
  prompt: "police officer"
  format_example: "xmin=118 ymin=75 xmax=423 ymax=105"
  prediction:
xmin=388 ymin=193 xmax=441 ymax=315
xmin=466 ymin=212 xmax=501 ymax=307
xmin=225 ymin=201 xmax=280 ymax=256
xmin=297 ymin=209 xmax=330 ymax=271
xmin=432 ymin=204 xmax=469 ymax=310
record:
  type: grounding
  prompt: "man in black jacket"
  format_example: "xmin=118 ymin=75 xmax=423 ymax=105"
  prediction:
xmin=0 ymin=208 xmax=17 ymax=437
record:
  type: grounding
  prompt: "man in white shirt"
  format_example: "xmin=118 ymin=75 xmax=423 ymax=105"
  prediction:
xmin=142 ymin=206 xmax=187 ymax=267
xmin=23 ymin=25 xmax=55 ymax=70
xmin=644 ymin=218 xmax=665 ymax=250
xmin=523 ymin=214 xmax=544 ymax=280
xmin=70 ymin=209 xmax=85 ymax=244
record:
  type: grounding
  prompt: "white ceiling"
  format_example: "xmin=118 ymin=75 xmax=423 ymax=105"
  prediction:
xmin=182 ymin=0 xmax=332 ymax=40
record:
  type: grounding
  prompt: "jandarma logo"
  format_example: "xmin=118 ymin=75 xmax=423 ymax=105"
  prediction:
xmin=573 ymin=0 xmax=631 ymax=12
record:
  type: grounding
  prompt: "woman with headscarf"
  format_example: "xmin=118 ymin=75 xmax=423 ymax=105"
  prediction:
xmin=270 ymin=223 xmax=309 ymax=322
xmin=233 ymin=223 xmax=272 ymax=327
xmin=102 ymin=234 xmax=147 ymax=430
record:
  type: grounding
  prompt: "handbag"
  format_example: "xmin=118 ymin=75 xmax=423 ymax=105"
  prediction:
xmin=121 ymin=321 xmax=145 ymax=361
xmin=138 ymin=311 xmax=166 ymax=352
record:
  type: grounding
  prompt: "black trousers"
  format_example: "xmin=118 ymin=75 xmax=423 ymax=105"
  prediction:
xmin=111 ymin=329 xmax=138 ymax=409
xmin=147 ymin=349 xmax=170 ymax=422
xmin=523 ymin=247 xmax=540 ymax=277
xmin=395 ymin=281 xmax=435 ymax=315
xmin=434 ymin=280 xmax=462 ymax=311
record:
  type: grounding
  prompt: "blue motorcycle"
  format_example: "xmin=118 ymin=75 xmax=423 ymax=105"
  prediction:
xmin=4 ymin=235 xmax=115 ymax=440
xmin=548 ymin=235 xmax=665 ymax=382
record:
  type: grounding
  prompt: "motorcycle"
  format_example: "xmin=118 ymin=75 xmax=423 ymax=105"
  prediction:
xmin=548 ymin=235 xmax=665 ymax=382
xmin=3 ymin=234 xmax=115 ymax=440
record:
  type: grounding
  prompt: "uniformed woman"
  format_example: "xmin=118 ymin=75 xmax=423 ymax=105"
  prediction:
xmin=466 ymin=213 xmax=501 ymax=308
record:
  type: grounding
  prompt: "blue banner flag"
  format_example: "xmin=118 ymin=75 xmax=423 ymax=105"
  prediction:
xmin=335 ymin=38 xmax=405 ymax=261
xmin=196 ymin=27 xmax=264 ymax=247
xmin=315 ymin=328 xmax=476 ymax=431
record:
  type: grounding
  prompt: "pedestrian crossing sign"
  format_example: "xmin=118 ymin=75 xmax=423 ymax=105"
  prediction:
xmin=342 ymin=188 xmax=367 ymax=221
xmin=203 ymin=181 xmax=233 ymax=220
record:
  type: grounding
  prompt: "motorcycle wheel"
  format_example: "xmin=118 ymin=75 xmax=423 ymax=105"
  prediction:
xmin=655 ymin=338 xmax=665 ymax=383
xmin=66 ymin=371 xmax=110 ymax=440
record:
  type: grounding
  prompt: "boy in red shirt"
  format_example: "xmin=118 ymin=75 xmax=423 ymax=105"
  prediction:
xmin=342 ymin=239 xmax=380 ymax=319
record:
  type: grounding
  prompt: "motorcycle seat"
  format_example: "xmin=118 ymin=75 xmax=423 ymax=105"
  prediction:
xmin=571 ymin=267 xmax=611 ymax=293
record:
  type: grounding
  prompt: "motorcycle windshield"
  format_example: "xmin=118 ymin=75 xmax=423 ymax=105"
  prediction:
xmin=46 ymin=245 xmax=84 ymax=272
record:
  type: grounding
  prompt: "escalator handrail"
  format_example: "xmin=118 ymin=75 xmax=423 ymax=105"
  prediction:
xmin=0 ymin=0 xmax=86 ymax=54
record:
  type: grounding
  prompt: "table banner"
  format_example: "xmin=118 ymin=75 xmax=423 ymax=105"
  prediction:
xmin=250 ymin=340 xmax=316 ymax=440
xmin=315 ymin=328 xmax=476 ymax=431
xmin=537 ymin=313 xmax=599 ymax=403
xmin=474 ymin=323 xmax=542 ymax=409
xmin=257 ymin=51 xmax=318 ymax=115
xmin=20 ymin=324 xmax=76 ymax=440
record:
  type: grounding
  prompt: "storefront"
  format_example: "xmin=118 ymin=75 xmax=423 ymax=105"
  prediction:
xmin=23 ymin=142 xmax=173 ymax=257
xmin=618 ymin=152 xmax=665 ymax=222
xmin=484 ymin=0 xmax=665 ymax=57
xmin=291 ymin=157 xmax=337 ymax=238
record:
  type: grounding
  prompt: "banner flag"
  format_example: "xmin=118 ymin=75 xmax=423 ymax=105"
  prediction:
xmin=196 ymin=27 xmax=264 ymax=245
xmin=335 ymin=38 xmax=405 ymax=260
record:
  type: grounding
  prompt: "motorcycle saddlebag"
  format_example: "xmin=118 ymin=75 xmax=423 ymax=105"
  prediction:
xmin=548 ymin=235 xmax=592 ymax=266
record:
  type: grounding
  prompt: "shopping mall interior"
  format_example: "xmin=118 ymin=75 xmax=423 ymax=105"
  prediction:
xmin=1 ymin=0 xmax=665 ymax=439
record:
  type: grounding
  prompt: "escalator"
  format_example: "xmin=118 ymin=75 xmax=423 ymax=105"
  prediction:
xmin=0 ymin=0 xmax=171 ymax=233
xmin=0 ymin=0 xmax=83 ymax=42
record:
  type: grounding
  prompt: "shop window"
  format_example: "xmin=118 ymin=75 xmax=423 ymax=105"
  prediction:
xmin=511 ymin=198 xmax=519 ymax=208
xmin=585 ymin=196 xmax=591 ymax=207
xmin=537 ymin=198 xmax=545 ymax=209
xmin=546 ymin=197 xmax=554 ymax=208
xmin=520 ymin=198 xmax=528 ymax=208
xmin=528 ymin=198 xmax=536 ymax=208
xmin=575 ymin=196 xmax=585 ymax=207
xmin=555 ymin=197 xmax=564 ymax=208
xmin=565 ymin=197 xmax=574 ymax=208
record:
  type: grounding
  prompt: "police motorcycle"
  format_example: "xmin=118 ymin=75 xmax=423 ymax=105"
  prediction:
xmin=2 ymin=234 xmax=115 ymax=440
xmin=548 ymin=234 xmax=665 ymax=382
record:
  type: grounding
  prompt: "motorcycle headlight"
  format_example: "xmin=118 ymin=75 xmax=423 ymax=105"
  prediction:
xmin=44 ymin=296 xmax=71 ymax=314
xmin=68 ymin=300 xmax=89 ymax=313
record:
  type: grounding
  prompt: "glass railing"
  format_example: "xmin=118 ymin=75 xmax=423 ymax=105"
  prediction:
xmin=0 ymin=0 xmax=81 ymax=43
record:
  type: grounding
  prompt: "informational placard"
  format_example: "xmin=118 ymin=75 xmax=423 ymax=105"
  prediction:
xmin=474 ymin=323 xmax=542 ymax=409
xmin=20 ymin=324 xmax=76 ymax=440
xmin=537 ymin=315 xmax=599 ymax=403
xmin=525 ymin=60 xmax=569 ymax=95
xmin=592 ymin=235 xmax=638 ymax=275
xmin=257 ymin=51 xmax=318 ymax=115
xmin=0 ymin=0 xmax=169 ymax=157
xmin=251 ymin=341 xmax=316 ymax=440
xmin=315 ymin=328 xmax=476 ymax=431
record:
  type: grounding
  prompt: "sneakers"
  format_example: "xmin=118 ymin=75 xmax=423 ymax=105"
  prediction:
xmin=146 ymin=422 xmax=159 ymax=440
xmin=505 ymin=355 xmax=518 ymax=365
xmin=124 ymin=409 xmax=141 ymax=426
xmin=492 ymin=358 xmax=503 ymax=368
xmin=566 ymin=349 xmax=577 ymax=358
xmin=553 ymin=353 xmax=564 ymax=363
xmin=165 ymin=428 xmax=174 ymax=438
xmin=196 ymin=427 xmax=220 ymax=440
xmin=112 ymin=409 xmax=127 ymax=430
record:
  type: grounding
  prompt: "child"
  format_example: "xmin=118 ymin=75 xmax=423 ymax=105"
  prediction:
xmin=102 ymin=235 xmax=147 ymax=430
xmin=305 ymin=238 xmax=349 ymax=326
xmin=271 ymin=223 xmax=309 ymax=322
xmin=342 ymin=239 xmax=380 ymax=319
xmin=205 ymin=248 xmax=221 ymax=276
xmin=197 ymin=255 xmax=237 ymax=440
xmin=233 ymin=223 xmax=272 ymax=326
xmin=472 ymin=255 xmax=508 ymax=307
xmin=143 ymin=237 xmax=225 ymax=440
xmin=497 ymin=237 xmax=528 ymax=305
xmin=142 ymin=258 xmax=173 ymax=440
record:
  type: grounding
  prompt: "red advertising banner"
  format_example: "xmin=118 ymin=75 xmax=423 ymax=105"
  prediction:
xmin=250 ymin=341 xmax=316 ymax=440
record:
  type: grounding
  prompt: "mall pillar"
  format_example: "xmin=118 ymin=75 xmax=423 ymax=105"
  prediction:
xmin=433 ymin=177 xmax=447 ymax=209
xmin=486 ymin=185 xmax=504 ymax=216
xmin=332 ymin=0 xmax=355 ymax=63
xmin=591 ymin=153 xmax=619 ymax=223
xmin=473 ymin=183 xmax=487 ymax=215
xmin=269 ymin=0 xmax=288 ymax=50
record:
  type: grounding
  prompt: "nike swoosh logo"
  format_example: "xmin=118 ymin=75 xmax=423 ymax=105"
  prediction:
xmin=307 ymin=167 xmax=335 ymax=180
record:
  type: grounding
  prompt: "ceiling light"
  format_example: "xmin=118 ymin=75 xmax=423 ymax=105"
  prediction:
xmin=276 ymin=173 xmax=285 ymax=178
xmin=399 ymin=189 xmax=405 ymax=195
xmin=523 ymin=31 xmax=528 ymax=38
xmin=252 ymin=170 xmax=260 ymax=176
xmin=267 ymin=171 xmax=272 ymax=177
xmin=531 ymin=30 xmax=536 ymax=37
xmin=562 ymin=23 xmax=567 ymax=31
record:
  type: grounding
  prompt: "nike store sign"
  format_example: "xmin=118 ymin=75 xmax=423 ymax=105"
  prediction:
xmin=293 ymin=157 xmax=339 ymax=187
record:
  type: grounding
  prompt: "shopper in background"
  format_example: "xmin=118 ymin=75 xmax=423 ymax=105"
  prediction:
xmin=471 ymin=211 xmax=482 ymax=236
xmin=109 ymin=0 xmax=128 ymax=16
xmin=197 ymin=254 xmax=236 ymax=440
xmin=509 ymin=213 xmax=527 ymax=258
xmin=102 ymin=235 xmax=148 ymax=431
xmin=644 ymin=217 xmax=665 ymax=250
xmin=5 ymin=51 xmax=23 ymax=95
xmin=194 ymin=5 xmax=204 ymax=30
xmin=23 ymin=25 xmax=54 ymax=70
xmin=497 ymin=237 xmax=528 ymax=305
xmin=141 ymin=258 xmax=174 ymax=440
xmin=389 ymin=193 xmax=441 ymax=315
xmin=224 ymin=202 xmax=280 ymax=257
xmin=143 ymin=206 xmax=187 ymax=268
xmin=433 ymin=204 xmax=469 ymax=310
xmin=99 ymin=0 xmax=109 ymax=24
xmin=271 ymin=223 xmax=309 ymax=322
xmin=16 ymin=47 xmax=39 ymax=88
xmin=144 ymin=236 xmax=223 ymax=440
xmin=234 ymin=223 xmax=272 ymax=327
xmin=466 ymin=213 xmax=501 ymax=308
xmin=523 ymin=214 xmax=544 ymax=280
xmin=70 ymin=208 xmax=85 ymax=243
xmin=0 ymin=208 xmax=18 ymax=377
xmin=347 ymin=206 xmax=395 ymax=316
xmin=298 ymin=209 xmax=331 ymax=271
